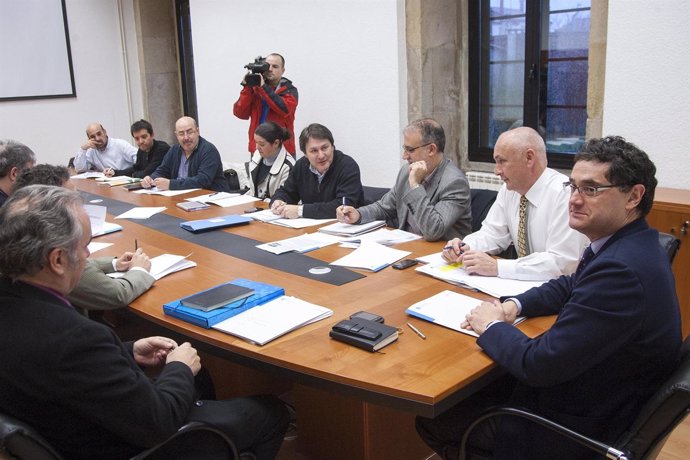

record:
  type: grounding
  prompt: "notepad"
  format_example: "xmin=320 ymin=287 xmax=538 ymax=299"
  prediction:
xmin=180 ymin=283 xmax=255 ymax=312
xmin=318 ymin=220 xmax=386 ymax=237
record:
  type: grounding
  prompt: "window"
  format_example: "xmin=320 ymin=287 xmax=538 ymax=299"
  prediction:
xmin=468 ymin=0 xmax=591 ymax=169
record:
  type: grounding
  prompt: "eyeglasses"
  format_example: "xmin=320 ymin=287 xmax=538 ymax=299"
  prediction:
xmin=562 ymin=181 xmax=618 ymax=197
xmin=402 ymin=142 xmax=432 ymax=153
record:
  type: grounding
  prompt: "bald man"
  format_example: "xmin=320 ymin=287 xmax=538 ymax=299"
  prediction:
xmin=73 ymin=123 xmax=137 ymax=173
xmin=443 ymin=127 xmax=588 ymax=280
xmin=143 ymin=116 xmax=229 ymax=192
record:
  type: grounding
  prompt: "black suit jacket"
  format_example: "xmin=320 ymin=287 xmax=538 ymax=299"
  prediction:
xmin=0 ymin=278 xmax=195 ymax=459
xmin=478 ymin=218 xmax=682 ymax=459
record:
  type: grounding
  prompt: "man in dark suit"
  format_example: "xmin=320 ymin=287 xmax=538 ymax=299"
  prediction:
xmin=105 ymin=119 xmax=170 ymax=178
xmin=0 ymin=185 xmax=288 ymax=459
xmin=416 ymin=136 xmax=682 ymax=459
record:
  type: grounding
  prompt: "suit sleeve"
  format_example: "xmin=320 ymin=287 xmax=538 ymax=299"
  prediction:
xmin=68 ymin=261 xmax=155 ymax=311
xmin=478 ymin=259 xmax=646 ymax=387
xmin=53 ymin=323 xmax=195 ymax=447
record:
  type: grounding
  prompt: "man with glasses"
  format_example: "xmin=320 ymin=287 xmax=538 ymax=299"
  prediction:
xmin=337 ymin=118 xmax=471 ymax=241
xmin=416 ymin=136 xmax=681 ymax=460
xmin=443 ymin=127 xmax=587 ymax=280
xmin=142 ymin=116 xmax=229 ymax=192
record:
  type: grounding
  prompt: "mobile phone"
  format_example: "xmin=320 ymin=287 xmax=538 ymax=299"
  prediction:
xmin=244 ymin=207 xmax=261 ymax=213
xmin=350 ymin=310 xmax=384 ymax=323
xmin=392 ymin=259 xmax=418 ymax=270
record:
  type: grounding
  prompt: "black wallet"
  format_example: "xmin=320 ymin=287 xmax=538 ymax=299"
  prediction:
xmin=329 ymin=318 xmax=399 ymax=352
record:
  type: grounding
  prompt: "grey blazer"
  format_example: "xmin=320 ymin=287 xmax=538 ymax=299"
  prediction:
xmin=357 ymin=157 xmax=472 ymax=241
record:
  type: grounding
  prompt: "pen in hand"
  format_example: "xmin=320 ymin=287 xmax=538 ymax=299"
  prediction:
xmin=135 ymin=239 xmax=138 ymax=251
xmin=443 ymin=242 xmax=465 ymax=253
xmin=407 ymin=322 xmax=427 ymax=340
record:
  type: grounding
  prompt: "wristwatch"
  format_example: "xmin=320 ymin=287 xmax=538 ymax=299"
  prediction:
xmin=298 ymin=205 xmax=304 ymax=218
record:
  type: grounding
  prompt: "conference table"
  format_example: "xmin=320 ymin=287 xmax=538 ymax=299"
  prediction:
xmin=76 ymin=180 xmax=553 ymax=460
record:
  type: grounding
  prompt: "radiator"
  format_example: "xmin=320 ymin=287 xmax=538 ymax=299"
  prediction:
xmin=467 ymin=171 xmax=503 ymax=191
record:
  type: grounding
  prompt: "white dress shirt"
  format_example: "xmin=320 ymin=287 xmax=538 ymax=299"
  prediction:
xmin=463 ymin=168 xmax=589 ymax=280
xmin=74 ymin=138 xmax=137 ymax=172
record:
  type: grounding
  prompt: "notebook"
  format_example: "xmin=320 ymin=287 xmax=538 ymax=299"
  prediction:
xmin=179 ymin=215 xmax=252 ymax=233
xmin=180 ymin=283 xmax=255 ymax=312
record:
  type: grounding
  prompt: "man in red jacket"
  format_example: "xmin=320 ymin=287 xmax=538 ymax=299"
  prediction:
xmin=233 ymin=53 xmax=299 ymax=157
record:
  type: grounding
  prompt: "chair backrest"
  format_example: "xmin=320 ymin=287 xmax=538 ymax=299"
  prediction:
xmin=470 ymin=188 xmax=497 ymax=233
xmin=618 ymin=335 xmax=690 ymax=459
xmin=658 ymin=232 xmax=681 ymax=264
xmin=362 ymin=186 xmax=390 ymax=206
xmin=0 ymin=412 xmax=63 ymax=460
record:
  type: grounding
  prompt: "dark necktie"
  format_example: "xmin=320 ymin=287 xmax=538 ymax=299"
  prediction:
xmin=576 ymin=246 xmax=595 ymax=277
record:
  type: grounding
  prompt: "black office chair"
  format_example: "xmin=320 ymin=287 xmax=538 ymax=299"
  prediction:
xmin=459 ymin=335 xmax=690 ymax=460
xmin=469 ymin=188 xmax=497 ymax=233
xmin=362 ymin=185 xmax=390 ymax=205
xmin=658 ymin=231 xmax=681 ymax=264
xmin=0 ymin=415 xmax=244 ymax=460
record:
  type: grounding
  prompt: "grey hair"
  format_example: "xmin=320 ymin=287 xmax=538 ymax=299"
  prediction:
xmin=0 ymin=185 xmax=84 ymax=278
xmin=0 ymin=139 xmax=36 ymax=178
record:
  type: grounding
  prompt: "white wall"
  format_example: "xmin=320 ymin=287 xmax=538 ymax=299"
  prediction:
xmin=0 ymin=0 xmax=141 ymax=166
xmin=190 ymin=0 xmax=407 ymax=187
xmin=603 ymin=0 xmax=690 ymax=189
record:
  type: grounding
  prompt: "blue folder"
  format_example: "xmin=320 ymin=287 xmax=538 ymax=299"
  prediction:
xmin=163 ymin=278 xmax=285 ymax=328
xmin=179 ymin=214 xmax=252 ymax=233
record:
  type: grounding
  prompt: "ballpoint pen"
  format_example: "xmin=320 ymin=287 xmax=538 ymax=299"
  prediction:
xmin=135 ymin=239 xmax=138 ymax=251
xmin=443 ymin=242 xmax=466 ymax=253
xmin=407 ymin=322 xmax=427 ymax=340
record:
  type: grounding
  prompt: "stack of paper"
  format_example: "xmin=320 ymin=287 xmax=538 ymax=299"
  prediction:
xmin=257 ymin=232 xmax=343 ymax=255
xmin=212 ymin=296 xmax=333 ymax=346
xmin=244 ymin=209 xmax=336 ymax=229
xmin=108 ymin=253 xmax=196 ymax=281
xmin=415 ymin=261 xmax=545 ymax=298
xmin=71 ymin=171 xmax=105 ymax=179
xmin=318 ymin=220 xmax=386 ymax=237
xmin=96 ymin=176 xmax=141 ymax=187
xmin=133 ymin=188 xmax=200 ymax=197
xmin=115 ymin=206 xmax=167 ymax=219
xmin=330 ymin=241 xmax=410 ymax=272
xmin=406 ymin=290 xmax=525 ymax=338
xmin=339 ymin=228 xmax=421 ymax=248
xmin=186 ymin=192 xmax=257 ymax=208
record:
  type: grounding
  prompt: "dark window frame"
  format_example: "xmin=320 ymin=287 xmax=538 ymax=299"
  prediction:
xmin=468 ymin=1 xmax=590 ymax=170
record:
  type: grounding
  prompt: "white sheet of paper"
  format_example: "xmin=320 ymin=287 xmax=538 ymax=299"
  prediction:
xmin=339 ymin=228 xmax=421 ymax=248
xmin=406 ymin=290 xmax=525 ymax=338
xmin=133 ymin=188 xmax=200 ymax=197
xmin=115 ymin=207 xmax=167 ymax=219
xmin=415 ymin=251 xmax=446 ymax=265
xmin=108 ymin=253 xmax=196 ymax=280
xmin=87 ymin=242 xmax=113 ymax=254
xmin=212 ymin=296 xmax=333 ymax=346
xmin=84 ymin=204 xmax=107 ymax=235
xmin=415 ymin=262 xmax=545 ymax=298
xmin=271 ymin=217 xmax=337 ymax=229
xmin=330 ymin=241 xmax=410 ymax=272
xmin=71 ymin=171 xmax=105 ymax=179
xmin=257 ymin=232 xmax=343 ymax=255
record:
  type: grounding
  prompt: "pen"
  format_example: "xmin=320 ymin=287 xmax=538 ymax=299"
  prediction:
xmin=342 ymin=196 xmax=346 ymax=207
xmin=407 ymin=322 xmax=427 ymax=340
xmin=135 ymin=239 xmax=138 ymax=251
xmin=443 ymin=242 xmax=466 ymax=251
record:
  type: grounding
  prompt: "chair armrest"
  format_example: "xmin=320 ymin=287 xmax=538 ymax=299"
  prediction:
xmin=459 ymin=406 xmax=629 ymax=460
xmin=130 ymin=421 xmax=240 ymax=460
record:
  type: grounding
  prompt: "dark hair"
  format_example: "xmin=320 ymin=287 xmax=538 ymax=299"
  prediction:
xmin=298 ymin=123 xmax=334 ymax=153
xmin=407 ymin=118 xmax=445 ymax=153
xmin=575 ymin=136 xmax=657 ymax=216
xmin=0 ymin=185 xmax=84 ymax=278
xmin=255 ymin=121 xmax=291 ymax=145
xmin=0 ymin=139 xmax=36 ymax=178
xmin=13 ymin=164 xmax=70 ymax=192
xmin=131 ymin=119 xmax=153 ymax=136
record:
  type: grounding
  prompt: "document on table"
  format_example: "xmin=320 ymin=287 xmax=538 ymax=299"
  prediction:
xmin=95 ymin=176 xmax=140 ymax=187
xmin=87 ymin=241 xmax=113 ymax=254
xmin=108 ymin=253 xmax=196 ymax=281
xmin=212 ymin=295 xmax=333 ymax=346
xmin=317 ymin=220 xmax=386 ymax=237
xmin=71 ymin=171 xmax=105 ymax=179
xmin=415 ymin=251 xmax=446 ymax=265
xmin=84 ymin=204 xmax=123 ymax=237
xmin=339 ymin=228 xmax=421 ymax=248
xmin=133 ymin=188 xmax=200 ymax=197
xmin=115 ymin=206 xmax=167 ymax=219
xmin=186 ymin=192 xmax=257 ymax=208
xmin=330 ymin=241 xmax=411 ymax=272
xmin=405 ymin=290 xmax=525 ymax=338
xmin=415 ymin=262 xmax=545 ymax=298
xmin=257 ymin=232 xmax=343 ymax=255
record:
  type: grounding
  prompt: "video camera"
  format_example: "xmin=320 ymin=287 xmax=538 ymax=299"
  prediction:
xmin=244 ymin=56 xmax=270 ymax=87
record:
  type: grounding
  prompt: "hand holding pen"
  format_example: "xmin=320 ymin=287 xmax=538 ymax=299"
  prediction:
xmin=442 ymin=238 xmax=467 ymax=263
xmin=336 ymin=196 xmax=360 ymax=224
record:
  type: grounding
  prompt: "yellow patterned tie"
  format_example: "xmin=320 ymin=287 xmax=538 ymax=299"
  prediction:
xmin=517 ymin=195 xmax=529 ymax=258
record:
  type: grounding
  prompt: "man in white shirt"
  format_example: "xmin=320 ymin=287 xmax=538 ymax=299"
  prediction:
xmin=443 ymin=127 xmax=588 ymax=280
xmin=73 ymin=123 xmax=137 ymax=173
